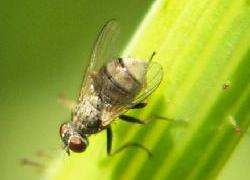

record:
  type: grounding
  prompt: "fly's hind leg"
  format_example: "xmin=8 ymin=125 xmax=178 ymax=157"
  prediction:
xmin=119 ymin=114 xmax=145 ymax=124
xmin=130 ymin=102 xmax=147 ymax=109
xmin=153 ymin=115 xmax=188 ymax=126
xmin=118 ymin=102 xmax=147 ymax=124
xmin=106 ymin=126 xmax=152 ymax=157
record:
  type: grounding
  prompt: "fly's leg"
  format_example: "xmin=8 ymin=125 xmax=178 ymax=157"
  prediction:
xmin=153 ymin=115 xmax=188 ymax=126
xmin=106 ymin=126 xmax=152 ymax=157
xmin=130 ymin=102 xmax=147 ymax=109
xmin=20 ymin=150 xmax=50 ymax=173
xmin=119 ymin=114 xmax=145 ymax=124
xmin=57 ymin=93 xmax=76 ymax=110
xmin=20 ymin=158 xmax=44 ymax=172
xmin=106 ymin=126 xmax=113 ymax=155
xmin=130 ymin=103 xmax=186 ymax=125
xmin=118 ymin=102 xmax=147 ymax=124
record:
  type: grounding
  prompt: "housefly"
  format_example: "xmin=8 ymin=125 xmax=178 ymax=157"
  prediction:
xmin=59 ymin=19 xmax=163 ymax=155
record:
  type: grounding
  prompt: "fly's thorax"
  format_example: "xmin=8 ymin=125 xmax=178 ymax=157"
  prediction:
xmin=73 ymin=96 xmax=102 ymax=123
xmin=94 ymin=58 xmax=148 ymax=104
xmin=72 ymin=99 xmax=104 ymax=134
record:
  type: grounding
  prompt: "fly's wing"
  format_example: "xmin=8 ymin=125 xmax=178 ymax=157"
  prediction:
xmin=88 ymin=19 xmax=120 ymax=72
xmin=130 ymin=61 xmax=163 ymax=106
xmin=78 ymin=20 xmax=120 ymax=101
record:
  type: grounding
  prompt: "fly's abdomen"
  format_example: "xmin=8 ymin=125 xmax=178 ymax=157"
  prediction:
xmin=94 ymin=58 xmax=148 ymax=105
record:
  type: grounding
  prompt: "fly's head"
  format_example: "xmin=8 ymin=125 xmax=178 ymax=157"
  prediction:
xmin=59 ymin=122 xmax=88 ymax=155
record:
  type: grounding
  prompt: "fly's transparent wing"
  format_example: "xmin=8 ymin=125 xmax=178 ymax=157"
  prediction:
xmin=89 ymin=19 xmax=120 ymax=71
xmin=78 ymin=19 xmax=120 ymax=100
xmin=130 ymin=61 xmax=163 ymax=106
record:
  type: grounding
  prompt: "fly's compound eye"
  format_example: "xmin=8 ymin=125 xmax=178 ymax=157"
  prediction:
xmin=68 ymin=135 xmax=88 ymax=153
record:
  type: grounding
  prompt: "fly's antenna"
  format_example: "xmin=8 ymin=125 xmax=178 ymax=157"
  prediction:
xmin=148 ymin=51 xmax=156 ymax=64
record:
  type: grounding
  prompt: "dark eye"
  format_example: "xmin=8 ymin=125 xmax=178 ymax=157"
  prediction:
xmin=69 ymin=135 xmax=88 ymax=153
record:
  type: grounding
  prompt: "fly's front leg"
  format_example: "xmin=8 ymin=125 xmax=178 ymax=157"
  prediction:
xmin=20 ymin=158 xmax=44 ymax=172
xmin=20 ymin=150 xmax=50 ymax=173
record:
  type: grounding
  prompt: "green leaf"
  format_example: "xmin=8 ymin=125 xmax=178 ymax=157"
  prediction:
xmin=45 ymin=0 xmax=250 ymax=179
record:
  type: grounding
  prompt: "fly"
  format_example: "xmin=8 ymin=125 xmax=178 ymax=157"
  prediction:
xmin=59 ymin=19 xmax=163 ymax=156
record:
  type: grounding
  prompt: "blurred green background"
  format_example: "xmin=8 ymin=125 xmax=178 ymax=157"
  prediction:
xmin=0 ymin=0 xmax=249 ymax=180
